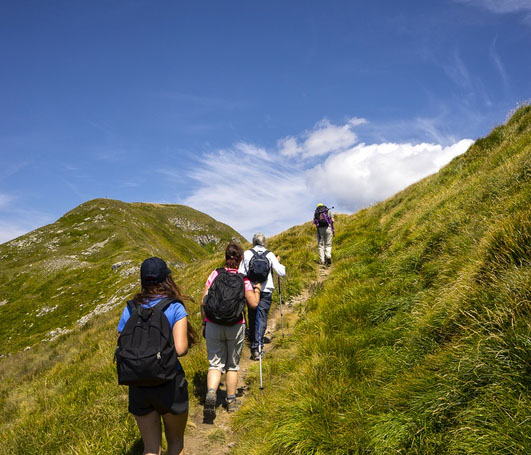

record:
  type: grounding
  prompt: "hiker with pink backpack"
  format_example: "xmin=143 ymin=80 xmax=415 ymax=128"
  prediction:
xmin=201 ymin=242 xmax=262 ymax=416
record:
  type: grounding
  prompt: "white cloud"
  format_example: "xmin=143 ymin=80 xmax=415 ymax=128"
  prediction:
xmin=180 ymin=118 xmax=474 ymax=240
xmin=0 ymin=195 xmax=54 ymax=245
xmin=456 ymin=0 xmax=531 ymax=25
xmin=456 ymin=0 xmax=531 ymax=13
xmin=490 ymin=39 xmax=511 ymax=93
xmin=183 ymin=145 xmax=314 ymax=240
xmin=0 ymin=221 xmax=29 ymax=244
xmin=279 ymin=117 xmax=364 ymax=159
xmin=443 ymin=52 xmax=473 ymax=91
xmin=307 ymin=140 xmax=474 ymax=211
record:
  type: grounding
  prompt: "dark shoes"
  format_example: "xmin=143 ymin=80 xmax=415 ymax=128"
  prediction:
xmin=226 ymin=398 xmax=242 ymax=413
xmin=250 ymin=350 xmax=260 ymax=361
xmin=325 ymin=257 xmax=332 ymax=266
xmin=204 ymin=389 xmax=217 ymax=416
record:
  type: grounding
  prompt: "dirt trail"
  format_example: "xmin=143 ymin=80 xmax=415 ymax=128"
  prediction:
xmin=183 ymin=265 xmax=331 ymax=455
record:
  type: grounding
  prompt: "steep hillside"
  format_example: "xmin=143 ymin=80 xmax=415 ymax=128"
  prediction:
xmin=0 ymin=199 xmax=243 ymax=354
xmin=233 ymin=105 xmax=531 ymax=454
xmin=0 ymin=105 xmax=529 ymax=455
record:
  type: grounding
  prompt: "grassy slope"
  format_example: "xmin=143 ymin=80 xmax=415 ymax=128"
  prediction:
xmin=0 ymin=200 xmax=247 ymax=454
xmin=0 ymin=198 xmax=242 ymax=354
xmin=0 ymin=197 xmax=318 ymax=454
xmin=0 ymin=106 xmax=529 ymax=454
xmin=233 ymin=105 xmax=531 ymax=454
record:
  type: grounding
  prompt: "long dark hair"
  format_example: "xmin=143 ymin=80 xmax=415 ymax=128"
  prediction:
xmin=134 ymin=274 xmax=198 ymax=347
xmin=225 ymin=242 xmax=243 ymax=269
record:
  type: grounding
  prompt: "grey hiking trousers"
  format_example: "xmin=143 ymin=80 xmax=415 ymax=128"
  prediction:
xmin=317 ymin=226 xmax=333 ymax=264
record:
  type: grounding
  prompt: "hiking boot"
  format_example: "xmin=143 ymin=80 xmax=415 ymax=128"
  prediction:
xmin=262 ymin=336 xmax=271 ymax=344
xmin=250 ymin=350 xmax=260 ymax=361
xmin=325 ymin=257 xmax=332 ymax=266
xmin=226 ymin=398 xmax=242 ymax=413
xmin=204 ymin=389 xmax=217 ymax=415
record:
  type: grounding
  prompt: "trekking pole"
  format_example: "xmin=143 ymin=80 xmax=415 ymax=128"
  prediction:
xmin=258 ymin=341 xmax=263 ymax=391
xmin=278 ymin=276 xmax=284 ymax=338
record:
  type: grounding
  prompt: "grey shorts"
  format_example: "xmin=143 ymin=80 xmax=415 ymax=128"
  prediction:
xmin=205 ymin=322 xmax=245 ymax=372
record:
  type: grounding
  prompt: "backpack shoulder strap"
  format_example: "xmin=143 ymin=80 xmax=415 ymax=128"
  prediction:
xmin=252 ymin=249 xmax=270 ymax=258
xmin=154 ymin=297 xmax=179 ymax=313
xmin=215 ymin=267 xmax=228 ymax=277
xmin=126 ymin=299 xmax=137 ymax=315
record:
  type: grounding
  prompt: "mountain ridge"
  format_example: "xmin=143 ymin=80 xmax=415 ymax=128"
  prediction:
xmin=0 ymin=198 xmax=244 ymax=355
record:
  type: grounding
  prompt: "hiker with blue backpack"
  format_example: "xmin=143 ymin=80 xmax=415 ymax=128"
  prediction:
xmin=115 ymin=257 xmax=198 ymax=455
xmin=314 ymin=203 xmax=335 ymax=266
xmin=238 ymin=233 xmax=286 ymax=361
xmin=201 ymin=242 xmax=262 ymax=416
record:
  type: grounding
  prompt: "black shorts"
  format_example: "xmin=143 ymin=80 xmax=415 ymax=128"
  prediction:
xmin=128 ymin=373 xmax=188 ymax=416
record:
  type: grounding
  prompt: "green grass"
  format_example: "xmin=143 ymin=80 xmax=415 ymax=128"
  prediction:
xmin=231 ymin=105 xmax=531 ymax=455
xmin=0 ymin=105 xmax=530 ymax=454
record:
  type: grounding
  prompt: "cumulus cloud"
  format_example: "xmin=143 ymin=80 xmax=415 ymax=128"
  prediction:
xmin=279 ymin=117 xmax=365 ymax=159
xmin=307 ymin=140 xmax=474 ymax=211
xmin=179 ymin=118 xmax=473 ymax=240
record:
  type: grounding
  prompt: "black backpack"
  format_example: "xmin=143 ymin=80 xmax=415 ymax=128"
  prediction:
xmin=115 ymin=297 xmax=179 ymax=387
xmin=203 ymin=268 xmax=246 ymax=325
xmin=314 ymin=205 xmax=330 ymax=227
xmin=247 ymin=249 xmax=271 ymax=283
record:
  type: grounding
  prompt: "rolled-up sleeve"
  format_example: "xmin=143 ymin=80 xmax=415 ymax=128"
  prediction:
xmin=268 ymin=253 xmax=286 ymax=277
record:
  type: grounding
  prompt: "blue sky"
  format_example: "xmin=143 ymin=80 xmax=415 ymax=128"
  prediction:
xmin=1 ymin=0 xmax=530 ymax=243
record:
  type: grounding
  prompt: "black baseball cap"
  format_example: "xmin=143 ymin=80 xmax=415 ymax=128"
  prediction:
xmin=140 ymin=257 xmax=171 ymax=286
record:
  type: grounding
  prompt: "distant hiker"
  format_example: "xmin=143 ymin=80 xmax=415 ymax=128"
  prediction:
xmin=238 ymin=233 xmax=286 ymax=361
xmin=313 ymin=203 xmax=335 ymax=266
xmin=201 ymin=242 xmax=262 ymax=415
xmin=116 ymin=257 xmax=197 ymax=455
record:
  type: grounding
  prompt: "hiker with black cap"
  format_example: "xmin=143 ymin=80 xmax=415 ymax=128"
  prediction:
xmin=238 ymin=233 xmax=286 ymax=361
xmin=116 ymin=257 xmax=197 ymax=455
xmin=313 ymin=203 xmax=335 ymax=266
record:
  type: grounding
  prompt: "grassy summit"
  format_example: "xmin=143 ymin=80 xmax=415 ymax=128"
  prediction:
xmin=0 ymin=198 xmax=243 ymax=354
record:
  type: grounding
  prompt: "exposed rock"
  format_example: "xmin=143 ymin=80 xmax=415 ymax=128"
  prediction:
xmin=44 ymin=256 xmax=88 ymax=273
xmin=7 ymin=233 xmax=41 ymax=249
xmin=169 ymin=217 xmax=203 ymax=231
xmin=81 ymin=236 xmax=113 ymax=256
xmin=36 ymin=305 xmax=58 ymax=317
xmin=192 ymin=234 xmax=220 ymax=246
xmin=111 ymin=260 xmax=132 ymax=271
xmin=44 ymin=327 xmax=73 ymax=342
xmin=77 ymin=283 xmax=137 ymax=327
